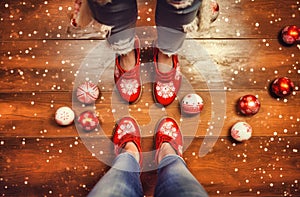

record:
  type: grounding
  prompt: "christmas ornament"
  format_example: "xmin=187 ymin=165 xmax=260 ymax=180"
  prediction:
xmin=181 ymin=93 xmax=204 ymax=114
xmin=280 ymin=25 xmax=300 ymax=45
xmin=231 ymin=122 xmax=252 ymax=142
xmin=76 ymin=81 xmax=100 ymax=104
xmin=271 ymin=77 xmax=294 ymax=98
xmin=55 ymin=106 xmax=75 ymax=126
xmin=70 ymin=0 xmax=82 ymax=27
xmin=77 ymin=111 xmax=99 ymax=131
xmin=237 ymin=95 xmax=260 ymax=116
xmin=210 ymin=0 xmax=220 ymax=22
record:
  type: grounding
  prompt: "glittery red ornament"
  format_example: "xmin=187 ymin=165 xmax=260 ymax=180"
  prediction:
xmin=77 ymin=111 xmax=99 ymax=131
xmin=281 ymin=25 xmax=300 ymax=45
xmin=237 ymin=95 xmax=260 ymax=115
xmin=271 ymin=77 xmax=294 ymax=98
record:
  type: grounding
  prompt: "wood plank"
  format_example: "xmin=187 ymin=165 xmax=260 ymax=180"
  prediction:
xmin=0 ymin=137 xmax=299 ymax=196
xmin=1 ymin=1 xmax=299 ymax=197
xmin=0 ymin=91 xmax=299 ymax=137
xmin=0 ymin=0 xmax=299 ymax=40
xmin=1 ymin=40 xmax=299 ymax=92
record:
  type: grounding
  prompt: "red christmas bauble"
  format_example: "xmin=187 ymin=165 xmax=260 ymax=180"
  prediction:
xmin=77 ymin=111 xmax=99 ymax=131
xmin=237 ymin=95 xmax=260 ymax=115
xmin=271 ymin=77 xmax=294 ymax=98
xmin=281 ymin=25 xmax=300 ymax=45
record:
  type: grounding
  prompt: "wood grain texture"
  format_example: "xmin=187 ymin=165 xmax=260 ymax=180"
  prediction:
xmin=0 ymin=137 xmax=299 ymax=196
xmin=0 ymin=91 xmax=299 ymax=138
xmin=1 ymin=40 xmax=299 ymax=92
xmin=0 ymin=0 xmax=299 ymax=196
xmin=0 ymin=0 xmax=299 ymax=40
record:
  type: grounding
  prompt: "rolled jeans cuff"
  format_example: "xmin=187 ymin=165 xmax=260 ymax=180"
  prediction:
xmin=158 ymin=154 xmax=186 ymax=170
xmin=112 ymin=152 xmax=141 ymax=173
xmin=156 ymin=26 xmax=186 ymax=56
xmin=107 ymin=36 xmax=135 ymax=55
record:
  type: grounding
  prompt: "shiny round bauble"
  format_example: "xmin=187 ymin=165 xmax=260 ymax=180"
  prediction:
xmin=77 ymin=111 xmax=99 ymax=131
xmin=271 ymin=77 xmax=294 ymax=98
xmin=237 ymin=95 xmax=260 ymax=116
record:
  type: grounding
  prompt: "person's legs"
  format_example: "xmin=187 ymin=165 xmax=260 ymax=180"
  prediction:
xmin=154 ymin=117 xmax=208 ymax=197
xmin=88 ymin=152 xmax=143 ymax=197
xmin=155 ymin=154 xmax=208 ymax=197
xmin=155 ymin=0 xmax=202 ymax=56
xmin=87 ymin=0 xmax=142 ymax=103
xmin=87 ymin=0 xmax=137 ymax=57
xmin=88 ymin=116 xmax=143 ymax=197
xmin=153 ymin=0 xmax=201 ymax=106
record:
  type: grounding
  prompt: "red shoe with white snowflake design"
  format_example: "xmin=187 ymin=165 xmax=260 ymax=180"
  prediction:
xmin=113 ymin=117 xmax=143 ymax=166
xmin=154 ymin=117 xmax=183 ymax=163
xmin=114 ymin=37 xmax=142 ymax=104
xmin=153 ymin=48 xmax=182 ymax=106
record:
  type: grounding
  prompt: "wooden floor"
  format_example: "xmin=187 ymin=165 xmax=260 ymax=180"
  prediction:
xmin=0 ymin=0 xmax=299 ymax=196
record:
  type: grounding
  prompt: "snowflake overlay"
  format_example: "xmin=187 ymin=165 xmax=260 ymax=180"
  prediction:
xmin=156 ymin=81 xmax=176 ymax=99
xmin=120 ymin=79 xmax=139 ymax=96
xmin=117 ymin=120 xmax=136 ymax=140
xmin=160 ymin=121 xmax=183 ymax=154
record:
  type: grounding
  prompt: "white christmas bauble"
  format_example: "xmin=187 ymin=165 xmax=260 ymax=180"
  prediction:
xmin=55 ymin=106 xmax=75 ymax=126
xmin=231 ymin=122 xmax=252 ymax=142
xmin=181 ymin=93 xmax=204 ymax=114
xmin=76 ymin=81 xmax=100 ymax=104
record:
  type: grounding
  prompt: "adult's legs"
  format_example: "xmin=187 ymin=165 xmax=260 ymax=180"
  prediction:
xmin=87 ymin=0 xmax=140 ymax=103
xmin=155 ymin=0 xmax=202 ymax=55
xmin=154 ymin=118 xmax=208 ymax=197
xmin=155 ymin=154 xmax=209 ymax=197
xmin=88 ymin=152 xmax=143 ymax=197
xmin=87 ymin=0 xmax=137 ymax=56
xmin=153 ymin=0 xmax=202 ymax=106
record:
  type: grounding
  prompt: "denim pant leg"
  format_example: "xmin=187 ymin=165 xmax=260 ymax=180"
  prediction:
xmin=88 ymin=153 xmax=143 ymax=197
xmin=155 ymin=0 xmax=202 ymax=55
xmin=87 ymin=0 xmax=137 ymax=55
xmin=154 ymin=155 xmax=209 ymax=197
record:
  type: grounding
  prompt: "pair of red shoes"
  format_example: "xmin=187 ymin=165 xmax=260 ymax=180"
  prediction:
xmin=114 ymin=37 xmax=182 ymax=106
xmin=113 ymin=116 xmax=183 ymax=167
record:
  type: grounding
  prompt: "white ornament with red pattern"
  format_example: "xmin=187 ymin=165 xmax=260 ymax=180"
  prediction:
xmin=55 ymin=106 xmax=75 ymax=126
xmin=76 ymin=81 xmax=100 ymax=104
xmin=231 ymin=122 xmax=252 ymax=142
xmin=181 ymin=93 xmax=204 ymax=114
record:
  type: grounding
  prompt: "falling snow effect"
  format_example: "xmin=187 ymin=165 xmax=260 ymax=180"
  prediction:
xmin=0 ymin=0 xmax=299 ymax=196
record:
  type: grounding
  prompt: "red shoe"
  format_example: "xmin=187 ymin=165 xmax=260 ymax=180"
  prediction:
xmin=154 ymin=117 xmax=183 ymax=163
xmin=114 ymin=37 xmax=142 ymax=104
xmin=153 ymin=48 xmax=182 ymax=106
xmin=112 ymin=117 xmax=143 ymax=166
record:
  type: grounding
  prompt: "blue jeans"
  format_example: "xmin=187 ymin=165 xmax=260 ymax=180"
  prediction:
xmin=88 ymin=153 xmax=209 ymax=197
xmin=87 ymin=0 xmax=202 ymax=55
